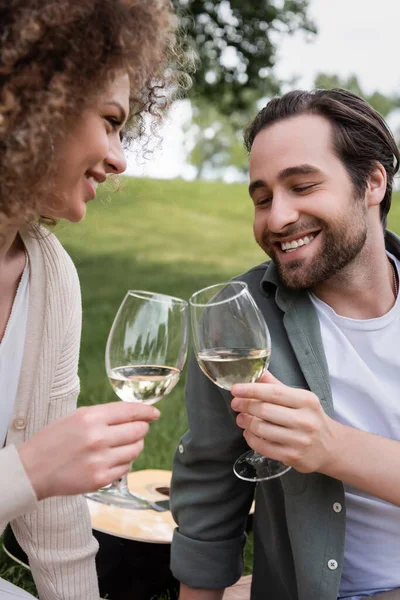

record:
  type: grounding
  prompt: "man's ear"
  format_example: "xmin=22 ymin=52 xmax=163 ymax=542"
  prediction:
xmin=365 ymin=162 xmax=387 ymax=208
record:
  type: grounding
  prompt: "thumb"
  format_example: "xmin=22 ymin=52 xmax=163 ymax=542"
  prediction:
xmin=259 ymin=369 xmax=282 ymax=385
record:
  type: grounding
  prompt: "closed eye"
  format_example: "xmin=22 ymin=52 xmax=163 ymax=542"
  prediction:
xmin=105 ymin=116 xmax=124 ymax=141
xmin=256 ymin=196 xmax=272 ymax=206
xmin=105 ymin=116 xmax=122 ymax=128
xmin=293 ymin=184 xmax=316 ymax=193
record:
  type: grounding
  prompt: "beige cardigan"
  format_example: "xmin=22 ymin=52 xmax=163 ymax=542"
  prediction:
xmin=0 ymin=224 xmax=100 ymax=599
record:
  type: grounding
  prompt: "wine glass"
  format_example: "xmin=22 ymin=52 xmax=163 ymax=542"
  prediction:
xmin=189 ymin=281 xmax=291 ymax=482
xmin=86 ymin=290 xmax=188 ymax=509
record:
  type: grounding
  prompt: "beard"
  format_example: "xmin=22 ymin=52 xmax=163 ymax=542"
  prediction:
xmin=261 ymin=201 xmax=368 ymax=290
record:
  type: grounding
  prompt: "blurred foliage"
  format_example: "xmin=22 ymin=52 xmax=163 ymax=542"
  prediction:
xmin=175 ymin=0 xmax=316 ymax=116
xmin=176 ymin=1 xmax=316 ymax=177
xmin=314 ymin=73 xmax=400 ymax=118
xmin=188 ymin=99 xmax=249 ymax=178
xmin=188 ymin=68 xmax=400 ymax=179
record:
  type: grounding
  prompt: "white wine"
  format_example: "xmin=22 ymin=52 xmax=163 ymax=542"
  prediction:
xmin=108 ymin=365 xmax=180 ymax=404
xmin=197 ymin=348 xmax=270 ymax=390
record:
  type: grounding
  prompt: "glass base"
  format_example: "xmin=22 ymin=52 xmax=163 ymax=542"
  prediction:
xmin=85 ymin=485 xmax=157 ymax=510
xmin=234 ymin=450 xmax=291 ymax=482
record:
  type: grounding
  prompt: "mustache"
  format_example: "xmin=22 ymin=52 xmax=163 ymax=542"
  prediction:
xmin=262 ymin=219 xmax=325 ymax=245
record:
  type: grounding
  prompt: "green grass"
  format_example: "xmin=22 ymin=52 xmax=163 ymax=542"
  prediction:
xmin=59 ymin=177 xmax=266 ymax=470
xmin=2 ymin=177 xmax=400 ymax=595
xmin=1 ymin=177 xmax=265 ymax=595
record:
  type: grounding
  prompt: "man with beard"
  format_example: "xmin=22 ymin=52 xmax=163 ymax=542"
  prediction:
xmin=170 ymin=89 xmax=400 ymax=600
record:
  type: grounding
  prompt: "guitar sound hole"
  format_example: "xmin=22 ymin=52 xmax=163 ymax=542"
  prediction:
xmin=155 ymin=486 xmax=170 ymax=497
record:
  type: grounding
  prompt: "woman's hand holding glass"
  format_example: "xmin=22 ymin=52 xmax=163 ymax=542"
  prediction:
xmin=86 ymin=289 xmax=188 ymax=509
xmin=18 ymin=401 xmax=159 ymax=501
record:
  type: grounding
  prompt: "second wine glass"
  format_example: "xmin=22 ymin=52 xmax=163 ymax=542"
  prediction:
xmin=86 ymin=290 xmax=188 ymax=509
xmin=189 ymin=281 xmax=291 ymax=482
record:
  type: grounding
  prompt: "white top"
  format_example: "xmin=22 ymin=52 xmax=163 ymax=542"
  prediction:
xmin=309 ymin=254 xmax=400 ymax=598
xmin=0 ymin=577 xmax=36 ymax=598
xmin=0 ymin=257 xmax=29 ymax=448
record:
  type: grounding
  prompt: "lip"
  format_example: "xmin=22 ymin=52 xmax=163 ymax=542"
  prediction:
xmin=88 ymin=171 xmax=106 ymax=184
xmin=85 ymin=177 xmax=97 ymax=200
xmin=275 ymin=230 xmax=321 ymax=246
xmin=274 ymin=231 xmax=321 ymax=263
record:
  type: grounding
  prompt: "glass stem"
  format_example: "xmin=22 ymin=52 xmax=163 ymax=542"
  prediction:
xmin=247 ymin=451 xmax=266 ymax=464
xmin=115 ymin=474 xmax=130 ymax=496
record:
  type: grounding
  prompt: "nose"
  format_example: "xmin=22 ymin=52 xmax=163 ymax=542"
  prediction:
xmin=267 ymin=193 xmax=299 ymax=233
xmin=105 ymin=137 xmax=127 ymax=175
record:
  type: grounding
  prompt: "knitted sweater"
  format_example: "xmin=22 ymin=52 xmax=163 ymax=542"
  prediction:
xmin=0 ymin=224 xmax=100 ymax=599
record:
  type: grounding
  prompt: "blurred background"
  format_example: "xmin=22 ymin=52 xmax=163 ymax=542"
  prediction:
xmin=128 ymin=0 xmax=400 ymax=184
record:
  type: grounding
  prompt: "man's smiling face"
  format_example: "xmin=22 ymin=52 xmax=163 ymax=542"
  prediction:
xmin=249 ymin=113 xmax=368 ymax=289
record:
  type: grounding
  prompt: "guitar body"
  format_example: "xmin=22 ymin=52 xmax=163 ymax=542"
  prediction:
xmin=2 ymin=469 xmax=253 ymax=599
xmin=87 ymin=469 xmax=176 ymax=544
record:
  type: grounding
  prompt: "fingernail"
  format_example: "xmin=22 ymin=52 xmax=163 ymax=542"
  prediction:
xmin=231 ymin=398 xmax=239 ymax=410
xmin=236 ymin=413 xmax=244 ymax=426
xmin=153 ymin=408 xmax=161 ymax=419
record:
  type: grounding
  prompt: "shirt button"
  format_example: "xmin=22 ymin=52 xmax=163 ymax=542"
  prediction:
xmin=333 ymin=502 xmax=342 ymax=513
xmin=14 ymin=417 xmax=27 ymax=430
xmin=178 ymin=444 xmax=184 ymax=454
xmin=328 ymin=559 xmax=338 ymax=570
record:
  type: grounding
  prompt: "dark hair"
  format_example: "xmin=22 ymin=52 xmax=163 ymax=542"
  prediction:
xmin=0 ymin=0 xmax=191 ymax=227
xmin=244 ymin=89 xmax=400 ymax=227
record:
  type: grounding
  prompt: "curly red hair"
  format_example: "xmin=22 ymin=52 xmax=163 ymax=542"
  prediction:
xmin=0 ymin=0 xmax=190 ymax=227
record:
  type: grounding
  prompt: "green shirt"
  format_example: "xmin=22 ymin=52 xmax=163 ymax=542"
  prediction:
xmin=170 ymin=230 xmax=400 ymax=600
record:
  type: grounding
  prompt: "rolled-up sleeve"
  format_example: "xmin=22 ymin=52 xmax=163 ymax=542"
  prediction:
xmin=0 ymin=445 xmax=38 ymax=524
xmin=170 ymin=352 xmax=255 ymax=589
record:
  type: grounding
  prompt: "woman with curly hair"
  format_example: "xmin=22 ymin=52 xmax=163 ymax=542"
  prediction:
xmin=0 ymin=0 xmax=188 ymax=598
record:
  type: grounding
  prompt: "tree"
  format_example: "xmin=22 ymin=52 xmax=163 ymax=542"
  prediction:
xmin=314 ymin=73 xmax=400 ymax=118
xmin=188 ymin=99 xmax=248 ymax=179
xmin=175 ymin=1 xmax=316 ymax=178
xmin=175 ymin=0 xmax=316 ymax=116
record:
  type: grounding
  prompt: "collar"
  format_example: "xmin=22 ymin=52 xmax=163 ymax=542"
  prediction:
xmin=259 ymin=229 xmax=400 ymax=312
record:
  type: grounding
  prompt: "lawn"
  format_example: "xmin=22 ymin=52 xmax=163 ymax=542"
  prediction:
xmin=2 ymin=177 xmax=400 ymax=595
xmin=59 ymin=176 xmax=267 ymax=468
xmin=1 ymin=176 xmax=265 ymax=595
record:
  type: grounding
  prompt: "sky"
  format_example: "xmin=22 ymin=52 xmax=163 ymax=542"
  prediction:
xmin=126 ymin=0 xmax=400 ymax=180
xmin=275 ymin=0 xmax=400 ymax=96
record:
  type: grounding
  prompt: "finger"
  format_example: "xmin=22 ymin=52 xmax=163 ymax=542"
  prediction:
xmin=89 ymin=402 xmax=160 ymax=425
xmin=231 ymin=370 xmax=283 ymax=397
xmin=258 ymin=370 xmax=282 ymax=385
xmin=231 ymin=383 xmax=305 ymax=410
xmin=84 ymin=440 xmax=146 ymax=491
xmin=235 ymin=403 xmax=295 ymax=429
xmin=89 ymin=463 xmax=132 ymax=491
xmin=243 ymin=430 xmax=287 ymax=464
xmin=107 ymin=464 xmax=132 ymax=483
xmin=107 ymin=439 xmax=146 ymax=467
xmin=107 ymin=420 xmax=150 ymax=448
xmin=237 ymin=413 xmax=305 ymax=447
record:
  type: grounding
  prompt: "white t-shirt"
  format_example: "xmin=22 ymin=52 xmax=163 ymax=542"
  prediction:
xmin=0 ymin=577 xmax=36 ymax=598
xmin=0 ymin=257 xmax=30 ymax=448
xmin=310 ymin=254 xmax=400 ymax=599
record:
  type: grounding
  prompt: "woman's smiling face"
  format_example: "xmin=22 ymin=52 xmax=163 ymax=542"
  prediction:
xmin=40 ymin=72 xmax=130 ymax=222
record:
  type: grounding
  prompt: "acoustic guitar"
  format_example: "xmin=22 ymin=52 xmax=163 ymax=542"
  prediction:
xmin=87 ymin=469 xmax=176 ymax=544
xmin=88 ymin=469 xmax=255 ymax=545
xmin=3 ymin=469 xmax=255 ymax=564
